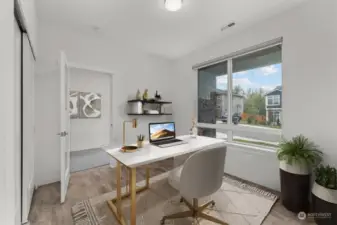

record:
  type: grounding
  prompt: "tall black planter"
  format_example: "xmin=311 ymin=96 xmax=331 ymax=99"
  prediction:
xmin=280 ymin=161 xmax=311 ymax=213
xmin=312 ymin=182 xmax=337 ymax=225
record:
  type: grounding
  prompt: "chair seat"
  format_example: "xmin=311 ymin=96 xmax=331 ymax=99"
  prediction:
xmin=168 ymin=166 xmax=183 ymax=191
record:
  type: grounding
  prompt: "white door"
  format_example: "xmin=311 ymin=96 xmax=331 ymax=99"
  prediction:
xmin=22 ymin=33 xmax=35 ymax=223
xmin=60 ymin=51 xmax=71 ymax=203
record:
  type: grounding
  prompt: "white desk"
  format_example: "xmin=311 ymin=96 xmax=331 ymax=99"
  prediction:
xmin=104 ymin=135 xmax=226 ymax=225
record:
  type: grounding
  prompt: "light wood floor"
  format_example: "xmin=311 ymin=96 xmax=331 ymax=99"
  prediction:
xmin=29 ymin=159 xmax=315 ymax=225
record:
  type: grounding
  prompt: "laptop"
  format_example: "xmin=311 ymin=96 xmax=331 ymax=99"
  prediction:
xmin=149 ymin=122 xmax=186 ymax=148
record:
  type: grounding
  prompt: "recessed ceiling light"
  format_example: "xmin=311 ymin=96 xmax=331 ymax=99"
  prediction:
xmin=165 ymin=0 xmax=183 ymax=12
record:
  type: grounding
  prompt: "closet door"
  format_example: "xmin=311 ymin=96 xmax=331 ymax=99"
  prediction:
xmin=14 ymin=19 xmax=22 ymax=225
xmin=22 ymin=33 xmax=35 ymax=223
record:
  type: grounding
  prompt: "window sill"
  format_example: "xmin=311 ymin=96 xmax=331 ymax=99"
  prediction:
xmin=197 ymin=122 xmax=281 ymax=135
xmin=224 ymin=141 xmax=277 ymax=153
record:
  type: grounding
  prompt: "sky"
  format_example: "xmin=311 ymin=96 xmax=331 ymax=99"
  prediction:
xmin=216 ymin=63 xmax=282 ymax=93
xmin=150 ymin=123 xmax=174 ymax=134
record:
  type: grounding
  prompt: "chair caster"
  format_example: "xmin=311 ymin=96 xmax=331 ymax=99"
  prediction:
xmin=160 ymin=219 xmax=165 ymax=225
xmin=180 ymin=197 xmax=184 ymax=203
xmin=211 ymin=201 xmax=216 ymax=207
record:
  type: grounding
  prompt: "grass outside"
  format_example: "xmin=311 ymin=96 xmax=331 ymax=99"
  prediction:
xmin=239 ymin=120 xmax=281 ymax=129
xmin=233 ymin=138 xmax=279 ymax=148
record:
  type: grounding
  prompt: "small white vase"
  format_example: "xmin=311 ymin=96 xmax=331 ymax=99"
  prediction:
xmin=191 ymin=126 xmax=197 ymax=138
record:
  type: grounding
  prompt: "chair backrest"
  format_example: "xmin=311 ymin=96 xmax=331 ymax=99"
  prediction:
xmin=180 ymin=145 xmax=227 ymax=199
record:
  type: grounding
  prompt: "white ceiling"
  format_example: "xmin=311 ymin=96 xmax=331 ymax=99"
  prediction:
xmin=37 ymin=0 xmax=308 ymax=59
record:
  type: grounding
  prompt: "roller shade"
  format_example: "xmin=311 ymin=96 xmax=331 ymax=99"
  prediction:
xmin=192 ymin=37 xmax=282 ymax=70
xmin=233 ymin=45 xmax=282 ymax=73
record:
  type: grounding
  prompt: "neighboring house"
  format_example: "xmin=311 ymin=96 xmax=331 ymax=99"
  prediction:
xmin=212 ymin=89 xmax=244 ymax=118
xmin=265 ymin=86 xmax=282 ymax=124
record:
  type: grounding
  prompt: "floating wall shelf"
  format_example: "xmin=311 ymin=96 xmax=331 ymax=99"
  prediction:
xmin=127 ymin=99 xmax=172 ymax=104
xmin=127 ymin=99 xmax=173 ymax=115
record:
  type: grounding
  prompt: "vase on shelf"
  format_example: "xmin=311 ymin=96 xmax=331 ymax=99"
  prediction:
xmin=136 ymin=89 xmax=141 ymax=100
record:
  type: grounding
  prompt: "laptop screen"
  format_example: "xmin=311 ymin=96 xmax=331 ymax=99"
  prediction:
xmin=149 ymin=122 xmax=175 ymax=142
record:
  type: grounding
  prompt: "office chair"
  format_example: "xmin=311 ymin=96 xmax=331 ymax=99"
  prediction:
xmin=162 ymin=146 xmax=228 ymax=225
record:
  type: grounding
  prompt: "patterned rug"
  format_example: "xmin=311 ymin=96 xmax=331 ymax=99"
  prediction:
xmin=72 ymin=172 xmax=278 ymax=225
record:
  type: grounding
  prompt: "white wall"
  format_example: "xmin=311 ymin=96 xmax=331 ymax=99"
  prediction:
xmin=70 ymin=68 xmax=112 ymax=151
xmin=0 ymin=1 xmax=21 ymax=223
xmin=172 ymin=0 xmax=337 ymax=191
xmin=35 ymin=23 xmax=175 ymax=185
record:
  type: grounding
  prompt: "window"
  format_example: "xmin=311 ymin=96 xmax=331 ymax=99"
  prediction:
xmin=267 ymin=95 xmax=280 ymax=105
xmin=197 ymin=41 xmax=282 ymax=148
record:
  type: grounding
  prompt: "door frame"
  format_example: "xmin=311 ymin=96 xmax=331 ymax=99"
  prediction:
xmin=67 ymin=63 xmax=115 ymax=148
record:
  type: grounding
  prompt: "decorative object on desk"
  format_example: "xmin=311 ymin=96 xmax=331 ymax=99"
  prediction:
xmin=142 ymin=89 xmax=149 ymax=100
xmin=122 ymin=119 xmax=138 ymax=152
xmin=190 ymin=99 xmax=198 ymax=137
xmin=154 ymin=90 xmax=161 ymax=100
xmin=190 ymin=116 xmax=197 ymax=138
xmin=277 ymin=134 xmax=323 ymax=213
xmin=69 ymin=91 xmax=79 ymax=119
xmin=136 ymin=89 xmax=141 ymax=100
xmin=312 ymin=164 xmax=337 ymax=225
xmin=79 ymin=92 xmax=102 ymax=119
xmin=121 ymin=145 xmax=138 ymax=153
xmin=137 ymin=134 xmax=145 ymax=148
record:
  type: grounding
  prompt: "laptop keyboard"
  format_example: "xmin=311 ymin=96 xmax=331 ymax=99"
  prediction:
xmin=156 ymin=139 xmax=181 ymax=145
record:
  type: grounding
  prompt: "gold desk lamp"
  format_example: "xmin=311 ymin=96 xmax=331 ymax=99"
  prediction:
xmin=121 ymin=118 xmax=138 ymax=152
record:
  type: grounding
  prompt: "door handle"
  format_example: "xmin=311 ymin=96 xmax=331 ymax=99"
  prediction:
xmin=57 ymin=131 xmax=68 ymax=137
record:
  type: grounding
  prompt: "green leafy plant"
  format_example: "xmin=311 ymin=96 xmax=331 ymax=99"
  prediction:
xmin=315 ymin=165 xmax=337 ymax=190
xmin=277 ymin=135 xmax=323 ymax=166
xmin=137 ymin=134 xmax=145 ymax=141
xmin=247 ymin=116 xmax=254 ymax=124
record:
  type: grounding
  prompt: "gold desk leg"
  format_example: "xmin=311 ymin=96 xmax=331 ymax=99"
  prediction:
xmin=116 ymin=162 xmax=122 ymax=215
xmin=130 ymin=167 xmax=137 ymax=225
xmin=124 ymin=165 xmax=129 ymax=193
xmin=107 ymin=161 xmax=127 ymax=225
xmin=107 ymin=164 xmax=151 ymax=225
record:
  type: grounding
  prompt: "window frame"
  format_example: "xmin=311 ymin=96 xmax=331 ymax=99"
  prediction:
xmin=195 ymin=41 xmax=282 ymax=150
xmin=267 ymin=95 xmax=280 ymax=106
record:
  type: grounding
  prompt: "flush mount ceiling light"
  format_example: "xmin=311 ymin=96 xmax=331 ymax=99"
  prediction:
xmin=165 ymin=0 xmax=183 ymax=12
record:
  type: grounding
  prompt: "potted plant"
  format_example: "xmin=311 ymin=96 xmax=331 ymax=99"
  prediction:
xmin=312 ymin=165 xmax=337 ymax=225
xmin=137 ymin=135 xmax=145 ymax=148
xmin=277 ymin=135 xmax=323 ymax=213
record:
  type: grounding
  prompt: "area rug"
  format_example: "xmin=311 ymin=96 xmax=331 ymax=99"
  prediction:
xmin=72 ymin=172 xmax=278 ymax=225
